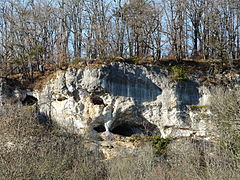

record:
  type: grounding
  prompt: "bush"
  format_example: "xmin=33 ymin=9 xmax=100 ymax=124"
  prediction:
xmin=130 ymin=135 xmax=171 ymax=155
xmin=107 ymin=144 xmax=155 ymax=180
xmin=147 ymin=138 xmax=240 ymax=180
xmin=0 ymin=104 xmax=107 ymax=180
xmin=210 ymin=88 xmax=240 ymax=159
xmin=0 ymin=103 xmax=45 ymax=137
xmin=0 ymin=135 xmax=106 ymax=180
xmin=171 ymin=66 xmax=186 ymax=81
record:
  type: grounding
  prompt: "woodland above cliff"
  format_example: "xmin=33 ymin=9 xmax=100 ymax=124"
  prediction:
xmin=1 ymin=0 xmax=240 ymax=80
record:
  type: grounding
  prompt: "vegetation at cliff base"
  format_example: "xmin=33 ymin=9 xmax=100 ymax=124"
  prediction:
xmin=0 ymin=104 xmax=106 ymax=180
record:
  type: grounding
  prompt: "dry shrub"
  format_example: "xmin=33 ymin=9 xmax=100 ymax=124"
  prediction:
xmin=0 ymin=104 xmax=107 ymax=180
xmin=0 ymin=135 xmax=106 ymax=180
xmin=145 ymin=139 xmax=240 ymax=180
xmin=210 ymin=88 xmax=240 ymax=151
xmin=147 ymin=88 xmax=240 ymax=180
xmin=88 ymin=88 xmax=240 ymax=180
xmin=0 ymin=103 xmax=43 ymax=137
xmin=108 ymin=144 xmax=155 ymax=180
xmin=207 ymin=88 xmax=240 ymax=178
xmin=106 ymin=137 xmax=240 ymax=180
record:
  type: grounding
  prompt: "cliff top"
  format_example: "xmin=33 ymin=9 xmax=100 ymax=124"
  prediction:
xmin=1 ymin=58 xmax=240 ymax=91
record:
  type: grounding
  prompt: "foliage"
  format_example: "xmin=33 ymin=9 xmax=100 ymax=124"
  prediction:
xmin=171 ymin=66 xmax=187 ymax=81
xmin=72 ymin=57 xmax=87 ymax=65
xmin=28 ymin=45 xmax=45 ymax=56
xmin=130 ymin=134 xmax=171 ymax=154
xmin=9 ymin=58 xmax=25 ymax=65
xmin=150 ymin=136 xmax=171 ymax=153
xmin=188 ymin=105 xmax=208 ymax=111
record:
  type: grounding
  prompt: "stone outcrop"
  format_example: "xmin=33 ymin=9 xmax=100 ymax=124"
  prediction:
xmin=1 ymin=62 xmax=239 ymax=139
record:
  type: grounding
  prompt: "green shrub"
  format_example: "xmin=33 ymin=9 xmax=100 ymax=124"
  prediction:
xmin=188 ymin=105 xmax=208 ymax=111
xmin=149 ymin=136 xmax=171 ymax=154
xmin=130 ymin=135 xmax=171 ymax=155
xmin=71 ymin=57 xmax=87 ymax=64
xmin=28 ymin=45 xmax=44 ymax=56
xmin=130 ymin=134 xmax=142 ymax=141
xmin=171 ymin=66 xmax=186 ymax=81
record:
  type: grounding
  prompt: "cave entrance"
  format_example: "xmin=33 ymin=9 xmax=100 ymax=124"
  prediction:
xmin=22 ymin=95 xmax=38 ymax=106
xmin=111 ymin=123 xmax=143 ymax=137
xmin=93 ymin=125 xmax=106 ymax=133
xmin=90 ymin=95 xmax=104 ymax=105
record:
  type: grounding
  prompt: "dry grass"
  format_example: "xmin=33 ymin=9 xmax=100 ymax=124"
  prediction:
xmin=106 ymin=137 xmax=240 ymax=180
xmin=210 ymin=89 xmax=240 ymax=159
xmin=1 ymin=69 xmax=58 ymax=91
xmin=29 ymin=70 xmax=59 ymax=90
xmin=3 ymin=56 xmax=239 ymax=93
xmin=146 ymin=139 xmax=240 ymax=180
xmin=107 ymin=88 xmax=240 ymax=180
xmin=0 ymin=104 xmax=107 ymax=180
xmin=107 ymin=144 xmax=155 ymax=180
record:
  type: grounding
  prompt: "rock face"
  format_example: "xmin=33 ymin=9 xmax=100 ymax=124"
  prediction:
xmin=1 ymin=62 xmax=239 ymax=138
xmin=32 ymin=63 xmax=213 ymax=138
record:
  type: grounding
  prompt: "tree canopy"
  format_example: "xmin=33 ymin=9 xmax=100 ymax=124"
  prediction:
xmin=0 ymin=0 xmax=239 ymax=77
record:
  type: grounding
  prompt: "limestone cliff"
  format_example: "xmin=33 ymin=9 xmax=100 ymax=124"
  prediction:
xmin=1 ymin=62 xmax=239 ymax=139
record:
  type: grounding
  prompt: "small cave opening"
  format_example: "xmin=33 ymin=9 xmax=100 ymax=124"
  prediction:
xmin=22 ymin=95 xmax=38 ymax=106
xmin=57 ymin=96 xmax=67 ymax=101
xmin=93 ymin=125 xmax=106 ymax=133
xmin=111 ymin=124 xmax=143 ymax=137
xmin=90 ymin=95 xmax=104 ymax=105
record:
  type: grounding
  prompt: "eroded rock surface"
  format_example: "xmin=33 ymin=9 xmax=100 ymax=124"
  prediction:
xmin=32 ymin=63 xmax=212 ymax=138
xmin=1 ymin=62 xmax=239 ymax=139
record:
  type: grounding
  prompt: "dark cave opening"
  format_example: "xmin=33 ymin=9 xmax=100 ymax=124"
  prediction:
xmin=93 ymin=122 xmax=159 ymax=137
xmin=111 ymin=124 xmax=143 ymax=137
xmin=90 ymin=95 xmax=104 ymax=105
xmin=93 ymin=125 xmax=106 ymax=133
xmin=22 ymin=95 xmax=38 ymax=106
xmin=57 ymin=96 xmax=67 ymax=101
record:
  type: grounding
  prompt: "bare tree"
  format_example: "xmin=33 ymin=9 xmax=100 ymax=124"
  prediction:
xmin=0 ymin=0 xmax=239 ymax=77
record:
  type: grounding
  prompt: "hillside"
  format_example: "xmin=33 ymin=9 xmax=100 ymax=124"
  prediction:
xmin=0 ymin=60 xmax=240 ymax=179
